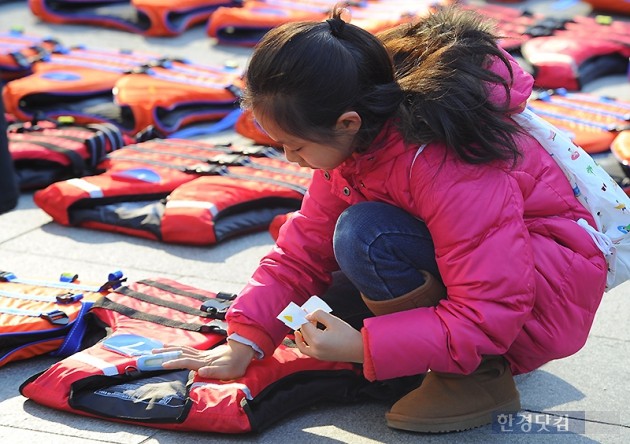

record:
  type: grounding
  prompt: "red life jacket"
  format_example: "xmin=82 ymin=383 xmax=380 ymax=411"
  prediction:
xmin=584 ymin=0 xmax=630 ymax=15
xmin=28 ymin=0 xmax=241 ymax=37
xmin=34 ymin=138 xmax=312 ymax=245
xmin=19 ymin=278 xmax=376 ymax=433
xmin=521 ymin=15 xmax=630 ymax=90
xmin=8 ymin=117 xmax=128 ymax=190
xmin=0 ymin=270 xmax=124 ymax=368
xmin=460 ymin=3 xmax=553 ymax=52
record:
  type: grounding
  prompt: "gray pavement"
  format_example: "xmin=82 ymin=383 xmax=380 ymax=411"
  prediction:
xmin=1 ymin=0 xmax=630 ymax=442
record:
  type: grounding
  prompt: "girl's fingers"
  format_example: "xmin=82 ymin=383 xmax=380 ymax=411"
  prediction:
xmin=161 ymin=356 xmax=209 ymax=370
xmin=305 ymin=309 xmax=332 ymax=325
xmin=293 ymin=330 xmax=313 ymax=356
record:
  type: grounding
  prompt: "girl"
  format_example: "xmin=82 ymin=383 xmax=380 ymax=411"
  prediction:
xmin=163 ymin=6 xmax=607 ymax=433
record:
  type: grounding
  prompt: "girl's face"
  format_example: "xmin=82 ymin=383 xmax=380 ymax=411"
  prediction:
xmin=253 ymin=108 xmax=361 ymax=170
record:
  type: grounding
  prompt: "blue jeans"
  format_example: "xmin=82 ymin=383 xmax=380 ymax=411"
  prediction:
xmin=333 ymin=202 xmax=439 ymax=300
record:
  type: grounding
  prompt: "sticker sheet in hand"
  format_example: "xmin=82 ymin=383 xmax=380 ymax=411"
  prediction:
xmin=277 ymin=296 xmax=332 ymax=330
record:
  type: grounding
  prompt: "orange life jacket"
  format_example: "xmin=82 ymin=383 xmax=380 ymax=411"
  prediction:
xmin=234 ymin=108 xmax=281 ymax=148
xmin=2 ymin=46 xmax=161 ymax=126
xmin=527 ymin=89 xmax=630 ymax=154
xmin=0 ymin=29 xmax=61 ymax=81
xmin=2 ymin=49 xmax=243 ymax=137
xmin=207 ymin=0 xmax=443 ymax=46
xmin=28 ymin=0 xmax=241 ymax=37
xmin=113 ymin=59 xmax=243 ymax=136
xmin=0 ymin=270 xmax=124 ymax=367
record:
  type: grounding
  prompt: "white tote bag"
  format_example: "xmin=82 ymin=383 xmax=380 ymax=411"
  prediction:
xmin=512 ymin=108 xmax=630 ymax=291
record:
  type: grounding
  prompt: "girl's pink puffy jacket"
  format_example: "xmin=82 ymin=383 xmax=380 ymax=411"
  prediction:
xmin=227 ymin=52 xmax=607 ymax=380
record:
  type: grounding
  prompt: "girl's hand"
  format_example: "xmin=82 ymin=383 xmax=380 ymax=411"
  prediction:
xmin=157 ymin=339 xmax=255 ymax=380
xmin=294 ymin=309 xmax=364 ymax=363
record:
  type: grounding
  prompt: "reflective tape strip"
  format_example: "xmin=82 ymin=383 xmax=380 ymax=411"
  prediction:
xmin=190 ymin=381 xmax=253 ymax=400
xmin=2 ymin=275 xmax=100 ymax=293
xmin=165 ymin=200 xmax=219 ymax=217
xmin=71 ymin=352 xmax=119 ymax=376
xmin=66 ymin=178 xmax=104 ymax=198
xmin=0 ymin=306 xmax=43 ymax=317
xmin=0 ymin=289 xmax=58 ymax=303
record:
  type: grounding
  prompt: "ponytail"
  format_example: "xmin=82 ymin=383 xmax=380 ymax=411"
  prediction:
xmin=243 ymin=5 xmax=403 ymax=151
xmin=380 ymin=6 xmax=522 ymax=165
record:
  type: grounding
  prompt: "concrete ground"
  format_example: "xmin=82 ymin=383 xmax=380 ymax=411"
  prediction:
xmin=1 ymin=0 xmax=630 ymax=442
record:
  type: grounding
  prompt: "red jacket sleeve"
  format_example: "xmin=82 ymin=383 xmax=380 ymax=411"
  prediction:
xmin=226 ymin=170 xmax=350 ymax=357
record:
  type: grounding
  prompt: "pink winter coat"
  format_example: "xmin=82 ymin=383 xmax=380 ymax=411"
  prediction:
xmin=227 ymin=53 xmax=607 ymax=380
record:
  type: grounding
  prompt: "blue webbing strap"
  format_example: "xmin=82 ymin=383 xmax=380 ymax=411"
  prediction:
xmin=52 ymin=300 xmax=95 ymax=356
xmin=166 ymin=108 xmax=242 ymax=139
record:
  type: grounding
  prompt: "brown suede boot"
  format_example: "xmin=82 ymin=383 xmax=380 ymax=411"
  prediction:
xmin=360 ymin=271 xmax=446 ymax=315
xmin=385 ymin=356 xmax=521 ymax=433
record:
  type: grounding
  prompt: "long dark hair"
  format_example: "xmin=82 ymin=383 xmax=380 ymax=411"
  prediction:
xmin=243 ymin=5 xmax=522 ymax=164
xmin=241 ymin=6 xmax=403 ymax=151
xmin=380 ymin=6 xmax=522 ymax=164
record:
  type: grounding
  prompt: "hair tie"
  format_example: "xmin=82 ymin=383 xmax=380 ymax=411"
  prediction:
xmin=326 ymin=17 xmax=345 ymax=37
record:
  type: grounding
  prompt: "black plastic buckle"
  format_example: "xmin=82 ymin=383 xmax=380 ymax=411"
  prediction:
xmin=41 ymin=310 xmax=69 ymax=326
xmin=125 ymin=64 xmax=152 ymax=75
xmin=207 ymin=153 xmax=251 ymax=167
xmin=10 ymin=51 xmax=30 ymax=68
xmin=226 ymin=84 xmax=243 ymax=99
xmin=200 ymin=293 xmax=235 ymax=320
xmin=0 ymin=271 xmax=16 ymax=282
xmin=148 ymin=57 xmax=173 ymax=68
xmin=98 ymin=276 xmax=128 ymax=292
xmin=199 ymin=320 xmax=228 ymax=335
xmin=135 ymin=125 xmax=166 ymax=143
xmin=184 ymin=164 xmax=228 ymax=176
xmin=230 ymin=145 xmax=276 ymax=158
xmin=55 ymin=292 xmax=84 ymax=304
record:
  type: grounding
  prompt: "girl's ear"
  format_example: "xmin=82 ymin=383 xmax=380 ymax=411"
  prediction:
xmin=335 ymin=111 xmax=362 ymax=135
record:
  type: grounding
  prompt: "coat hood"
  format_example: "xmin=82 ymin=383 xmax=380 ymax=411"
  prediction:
xmin=486 ymin=48 xmax=534 ymax=113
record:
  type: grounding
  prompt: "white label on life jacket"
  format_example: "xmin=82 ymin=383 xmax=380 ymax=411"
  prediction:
xmin=166 ymin=200 xmax=219 ymax=217
xmin=190 ymin=381 xmax=253 ymax=400
xmin=72 ymin=351 xmax=119 ymax=376
xmin=66 ymin=178 xmax=104 ymax=198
